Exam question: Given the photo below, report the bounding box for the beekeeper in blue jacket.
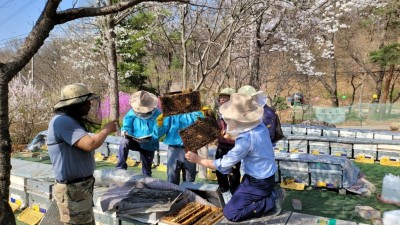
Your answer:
[116,90,161,177]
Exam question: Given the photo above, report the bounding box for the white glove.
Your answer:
[121,130,128,137]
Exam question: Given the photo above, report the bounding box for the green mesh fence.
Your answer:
[289,103,400,127]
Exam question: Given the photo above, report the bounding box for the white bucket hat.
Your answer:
[238,85,268,106]
[219,93,263,134]
[130,90,158,113]
[54,83,99,109]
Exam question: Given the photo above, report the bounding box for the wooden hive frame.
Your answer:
[161,91,201,117]
[179,117,220,154]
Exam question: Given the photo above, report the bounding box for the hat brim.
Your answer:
[54,94,99,109]
[130,93,158,113]
[219,99,263,133]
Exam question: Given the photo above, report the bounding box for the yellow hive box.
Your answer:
[94,152,105,161]
[207,168,218,181]
[9,201,20,212]
[281,180,305,191]
[17,207,45,225]
[380,158,400,167]
[157,163,167,172]
[106,154,119,164]
[126,157,137,167]
[355,155,374,164]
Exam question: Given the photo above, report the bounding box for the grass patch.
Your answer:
[12,154,400,224]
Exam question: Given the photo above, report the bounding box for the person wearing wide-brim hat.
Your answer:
[185,93,285,222]
[238,85,281,143]
[47,83,117,224]
[116,90,162,177]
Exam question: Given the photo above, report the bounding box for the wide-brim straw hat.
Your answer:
[130,90,158,113]
[54,83,99,109]
[219,93,263,134]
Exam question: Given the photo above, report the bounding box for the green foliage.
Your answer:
[369,43,400,67]
[273,96,290,110]
[117,9,156,91]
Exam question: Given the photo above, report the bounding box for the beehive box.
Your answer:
[322,128,339,137]
[309,141,330,155]
[374,132,393,140]
[274,139,288,153]
[353,144,377,161]
[161,91,201,116]
[310,169,343,189]
[281,125,292,136]
[289,140,308,154]
[356,131,374,139]
[307,127,322,136]
[26,179,53,199]
[339,130,356,138]
[377,144,400,161]
[292,126,307,136]
[279,161,308,172]
[9,185,28,209]
[27,191,52,213]
[330,143,352,158]
[159,202,223,225]
[280,169,310,186]
[179,117,220,153]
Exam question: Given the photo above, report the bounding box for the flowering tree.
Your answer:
[9,75,52,143]
[99,91,131,119]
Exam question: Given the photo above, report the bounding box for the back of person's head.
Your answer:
[237,85,257,96]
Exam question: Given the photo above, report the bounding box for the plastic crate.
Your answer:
[309,141,330,155]
[330,143,352,158]
[310,169,343,189]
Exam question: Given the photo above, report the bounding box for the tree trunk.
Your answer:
[378,64,395,119]
[249,15,262,87]
[105,13,119,121]
[180,5,188,90]
[0,82,16,225]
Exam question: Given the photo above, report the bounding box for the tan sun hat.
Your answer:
[130,90,158,113]
[219,93,263,134]
[238,85,268,106]
[54,83,99,109]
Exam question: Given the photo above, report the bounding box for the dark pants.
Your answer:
[167,146,196,185]
[116,138,155,177]
[224,174,275,222]
[215,144,241,193]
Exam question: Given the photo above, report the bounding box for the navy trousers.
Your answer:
[223,174,276,222]
[116,138,155,177]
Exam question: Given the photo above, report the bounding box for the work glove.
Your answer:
[156,114,164,126]
[201,106,215,118]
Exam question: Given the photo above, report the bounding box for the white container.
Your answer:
[383,210,400,225]
[381,174,400,203]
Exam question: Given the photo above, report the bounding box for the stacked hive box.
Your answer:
[161,91,201,117]
[309,162,343,189]
[353,144,377,162]
[26,179,53,213]
[289,140,308,154]
[309,141,330,155]
[330,143,352,158]
[9,175,28,209]
[279,161,309,187]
